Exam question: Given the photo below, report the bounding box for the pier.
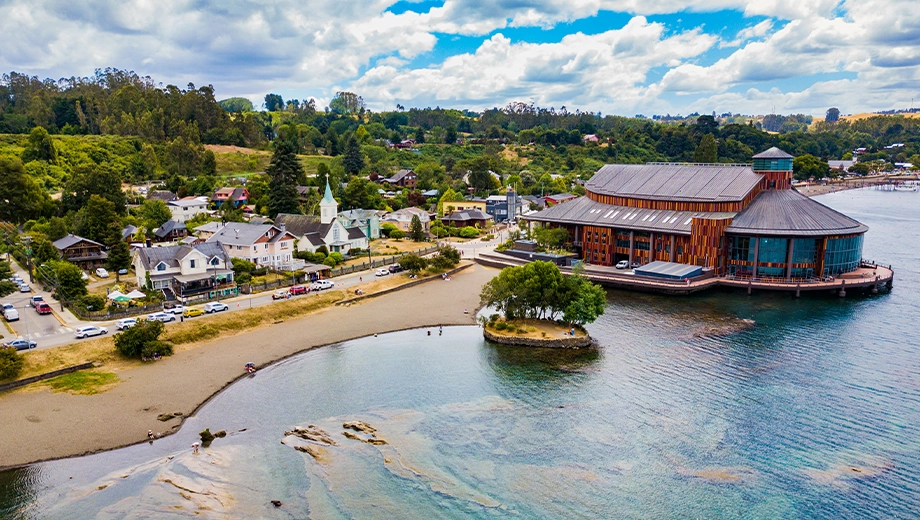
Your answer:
[476,251,893,297]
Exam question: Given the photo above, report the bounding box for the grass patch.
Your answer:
[44,370,120,395]
[18,336,124,381]
[299,155,336,176]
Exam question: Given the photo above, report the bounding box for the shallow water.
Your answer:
[2,188,920,519]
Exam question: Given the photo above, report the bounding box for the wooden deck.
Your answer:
[476,252,894,297]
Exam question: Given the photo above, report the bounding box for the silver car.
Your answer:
[75,326,108,339]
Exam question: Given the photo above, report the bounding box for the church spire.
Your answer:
[320,174,337,224]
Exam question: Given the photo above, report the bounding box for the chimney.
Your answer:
[279,223,286,234]
[234,229,240,239]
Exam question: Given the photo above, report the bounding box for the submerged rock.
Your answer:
[343,421,377,434]
[285,425,337,446]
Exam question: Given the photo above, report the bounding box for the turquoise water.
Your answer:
[2,189,920,519]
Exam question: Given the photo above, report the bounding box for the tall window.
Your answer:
[824,235,863,275]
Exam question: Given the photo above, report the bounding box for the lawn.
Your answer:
[43,370,120,395]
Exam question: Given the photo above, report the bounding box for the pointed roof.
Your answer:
[752,147,793,159]
[322,178,336,205]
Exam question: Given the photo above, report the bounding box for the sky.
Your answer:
[1,0,919,117]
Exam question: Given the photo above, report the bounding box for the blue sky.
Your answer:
[0,0,916,117]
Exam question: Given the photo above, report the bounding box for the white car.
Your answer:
[615,260,629,269]
[164,305,186,315]
[203,302,228,313]
[147,312,176,323]
[75,326,108,339]
[95,268,110,278]
[374,268,389,277]
[310,280,335,290]
[115,318,137,330]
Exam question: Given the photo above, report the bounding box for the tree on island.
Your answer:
[480,261,606,326]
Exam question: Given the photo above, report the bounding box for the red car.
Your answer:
[289,285,309,295]
[35,302,52,315]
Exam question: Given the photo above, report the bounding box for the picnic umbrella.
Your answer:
[112,295,131,303]
[125,290,146,299]
[106,291,126,300]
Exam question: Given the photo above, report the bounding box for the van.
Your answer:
[3,308,19,322]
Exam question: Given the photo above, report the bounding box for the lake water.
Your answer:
[2,188,920,519]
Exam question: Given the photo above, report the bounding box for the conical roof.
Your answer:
[752,147,793,159]
[322,178,336,204]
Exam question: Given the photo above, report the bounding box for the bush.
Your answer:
[329,252,344,264]
[494,321,508,331]
[141,340,173,358]
[390,229,405,240]
[380,223,398,237]
[323,257,337,267]
[114,320,169,359]
[0,280,17,297]
[399,253,428,273]
[458,226,480,238]
[236,272,252,284]
[78,294,107,312]
[0,347,24,381]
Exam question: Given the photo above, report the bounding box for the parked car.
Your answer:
[289,285,308,295]
[75,326,108,339]
[203,302,229,313]
[95,268,109,278]
[35,303,52,315]
[615,260,629,269]
[30,295,44,307]
[310,280,335,291]
[388,264,404,273]
[116,318,137,330]
[164,305,186,315]
[630,262,641,269]
[3,338,36,350]
[375,268,389,277]
[272,289,289,300]
[1,303,13,311]
[183,307,205,318]
[117,268,129,275]
[19,283,30,293]
[147,312,176,323]
[3,307,19,322]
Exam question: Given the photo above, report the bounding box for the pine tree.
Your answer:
[266,140,304,218]
[693,133,718,163]
[409,214,425,242]
[107,241,132,281]
[343,134,365,174]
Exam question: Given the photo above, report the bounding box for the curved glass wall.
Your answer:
[823,235,863,276]
[791,238,818,278]
[756,237,788,277]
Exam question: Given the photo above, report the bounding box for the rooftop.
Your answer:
[585,163,762,202]
[726,189,868,237]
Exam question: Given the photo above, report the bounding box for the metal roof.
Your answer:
[53,234,103,250]
[634,261,703,279]
[726,189,868,237]
[752,147,793,159]
[585,164,762,202]
[524,196,734,235]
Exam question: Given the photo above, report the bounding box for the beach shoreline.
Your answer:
[0,264,497,470]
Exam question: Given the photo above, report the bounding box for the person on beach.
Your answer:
[192,442,200,454]
[147,430,154,440]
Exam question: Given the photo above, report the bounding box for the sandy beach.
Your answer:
[0,264,496,469]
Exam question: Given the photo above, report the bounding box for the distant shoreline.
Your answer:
[796,175,918,197]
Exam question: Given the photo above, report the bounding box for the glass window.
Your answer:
[729,236,753,262]
[190,259,196,269]
[792,238,818,264]
[757,237,787,277]
[823,235,863,276]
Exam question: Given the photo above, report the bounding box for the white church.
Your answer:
[273,179,369,254]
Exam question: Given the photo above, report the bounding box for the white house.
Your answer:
[205,222,297,269]
[273,181,368,254]
[167,196,210,223]
[133,242,237,302]
[381,207,431,233]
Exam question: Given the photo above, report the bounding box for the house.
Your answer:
[147,190,178,203]
[522,195,546,211]
[211,187,249,207]
[296,185,317,204]
[167,196,210,223]
[338,209,382,240]
[192,221,225,241]
[121,225,138,242]
[583,134,600,143]
[153,220,189,242]
[444,198,487,214]
[421,189,440,198]
[544,193,578,206]
[484,190,523,222]
[206,223,297,269]
[381,207,431,233]
[381,169,418,188]
[442,209,493,228]
[133,242,237,302]
[273,181,368,254]
[828,160,857,172]
[52,234,107,270]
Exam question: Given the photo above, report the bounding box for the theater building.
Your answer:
[524,148,869,281]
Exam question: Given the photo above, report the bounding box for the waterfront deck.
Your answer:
[476,252,894,297]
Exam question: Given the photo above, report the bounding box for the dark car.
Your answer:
[35,302,52,315]
[4,338,37,350]
[388,264,404,273]
[289,285,308,295]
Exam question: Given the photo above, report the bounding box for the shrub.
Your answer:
[390,229,405,240]
[329,252,344,264]
[494,321,507,331]
[78,294,107,312]
[323,257,337,267]
[380,223,398,237]
[399,253,428,273]
[0,280,17,298]
[0,347,23,381]
[114,320,169,359]
[236,272,252,284]
[141,340,173,358]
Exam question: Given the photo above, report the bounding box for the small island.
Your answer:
[479,261,606,348]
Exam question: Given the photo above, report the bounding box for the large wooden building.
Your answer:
[524,148,868,281]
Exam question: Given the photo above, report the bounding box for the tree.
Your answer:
[0,157,54,223]
[444,125,458,144]
[266,140,304,218]
[49,260,87,301]
[390,229,405,240]
[398,253,428,273]
[75,195,121,245]
[380,223,398,237]
[329,92,365,115]
[219,97,254,112]
[343,176,380,210]
[21,126,57,163]
[114,320,172,359]
[562,275,607,326]
[107,241,132,281]
[825,107,840,123]
[264,93,284,111]
[0,347,23,381]
[409,214,425,242]
[693,133,718,163]
[63,163,126,214]
[140,199,172,230]
[532,227,569,250]
[437,187,466,216]
[343,134,366,174]
[430,245,460,269]
[792,154,829,181]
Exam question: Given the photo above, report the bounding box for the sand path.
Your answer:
[0,264,495,469]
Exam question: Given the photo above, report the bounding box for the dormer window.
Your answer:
[155,262,168,272]
[210,257,220,266]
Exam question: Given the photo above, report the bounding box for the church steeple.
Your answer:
[320,174,337,224]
